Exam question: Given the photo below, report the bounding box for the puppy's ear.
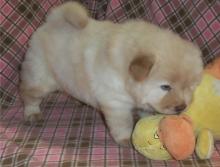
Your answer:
[129,55,154,81]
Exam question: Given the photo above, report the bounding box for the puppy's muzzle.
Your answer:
[174,103,186,114]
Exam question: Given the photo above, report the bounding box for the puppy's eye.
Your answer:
[160,85,171,91]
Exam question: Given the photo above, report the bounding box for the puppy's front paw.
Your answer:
[111,128,133,147]
[102,106,134,147]
[117,138,132,147]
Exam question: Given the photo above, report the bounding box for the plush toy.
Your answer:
[185,57,220,159]
[132,114,195,160]
[132,115,171,160]
[132,57,220,160]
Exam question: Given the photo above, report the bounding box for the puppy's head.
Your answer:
[113,22,204,114]
[129,51,202,114]
[109,21,203,114]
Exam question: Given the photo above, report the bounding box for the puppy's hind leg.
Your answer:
[20,85,48,124]
[20,49,58,124]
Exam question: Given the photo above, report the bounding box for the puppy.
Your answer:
[20,2,203,145]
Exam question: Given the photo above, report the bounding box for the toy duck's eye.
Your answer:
[154,132,159,139]
[160,145,165,150]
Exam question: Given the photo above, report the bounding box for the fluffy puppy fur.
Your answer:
[20,2,203,145]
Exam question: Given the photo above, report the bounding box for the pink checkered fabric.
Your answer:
[1,94,220,167]
[1,0,220,166]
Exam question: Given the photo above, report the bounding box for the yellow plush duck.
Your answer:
[132,57,220,160]
[186,57,220,159]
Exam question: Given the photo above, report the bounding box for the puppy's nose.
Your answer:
[175,104,186,113]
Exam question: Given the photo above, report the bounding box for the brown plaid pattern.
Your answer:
[1,0,220,166]
[1,93,220,167]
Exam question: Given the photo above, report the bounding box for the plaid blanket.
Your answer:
[1,0,220,166]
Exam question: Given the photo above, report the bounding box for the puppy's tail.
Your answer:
[47,2,89,29]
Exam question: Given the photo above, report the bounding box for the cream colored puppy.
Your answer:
[20,2,203,145]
